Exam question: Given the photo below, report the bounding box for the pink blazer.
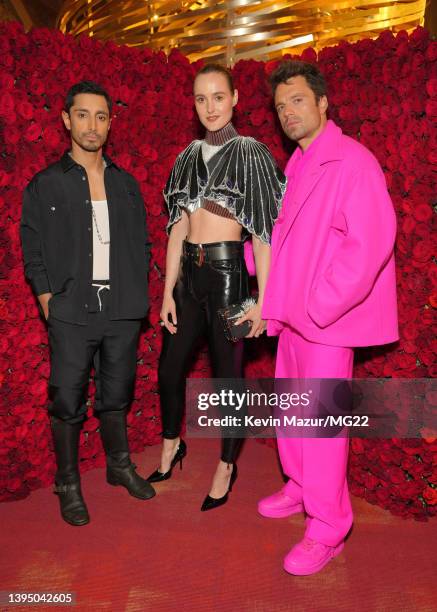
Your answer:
[262,120,399,347]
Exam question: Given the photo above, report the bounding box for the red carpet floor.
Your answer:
[0,438,436,612]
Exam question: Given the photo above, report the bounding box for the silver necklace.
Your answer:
[91,204,110,245]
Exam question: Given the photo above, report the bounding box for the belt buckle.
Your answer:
[195,245,205,267]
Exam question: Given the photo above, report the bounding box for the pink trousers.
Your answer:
[276,326,354,546]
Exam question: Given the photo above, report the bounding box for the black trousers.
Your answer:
[48,286,141,425]
[158,241,249,464]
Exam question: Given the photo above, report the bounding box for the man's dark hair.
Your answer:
[269,60,327,101]
[195,63,235,93]
[64,80,113,114]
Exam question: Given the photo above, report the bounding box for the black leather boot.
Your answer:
[99,410,155,500]
[50,416,90,526]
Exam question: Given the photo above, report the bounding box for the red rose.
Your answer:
[42,126,61,149]
[425,100,437,117]
[419,349,435,367]
[412,241,434,262]
[0,91,14,117]
[24,122,42,142]
[133,167,148,182]
[426,78,437,97]
[423,486,437,505]
[413,204,433,223]
[17,101,34,121]
[426,41,437,62]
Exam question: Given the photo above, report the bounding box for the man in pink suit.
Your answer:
[258,61,399,575]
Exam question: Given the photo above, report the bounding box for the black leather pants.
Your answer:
[159,241,249,464]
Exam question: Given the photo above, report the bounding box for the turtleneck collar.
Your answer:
[205,121,238,146]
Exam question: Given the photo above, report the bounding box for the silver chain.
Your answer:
[91,204,110,245]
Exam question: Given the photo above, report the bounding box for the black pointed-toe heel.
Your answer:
[147,439,187,483]
[200,464,238,512]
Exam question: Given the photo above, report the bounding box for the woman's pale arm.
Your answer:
[237,237,271,338]
[160,211,189,334]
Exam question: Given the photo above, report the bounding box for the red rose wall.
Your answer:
[0,22,435,519]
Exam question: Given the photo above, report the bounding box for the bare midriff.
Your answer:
[187,208,242,244]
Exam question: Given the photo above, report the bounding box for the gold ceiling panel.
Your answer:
[57,0,427,64]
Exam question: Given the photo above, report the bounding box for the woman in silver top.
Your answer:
[147,64,286,511]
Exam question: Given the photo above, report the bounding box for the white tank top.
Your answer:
[91,199,110,280]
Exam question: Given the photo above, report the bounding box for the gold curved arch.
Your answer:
[57,0,427,64]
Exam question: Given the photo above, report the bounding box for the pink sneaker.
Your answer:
[258,489,304,518]
[283,537,344,576]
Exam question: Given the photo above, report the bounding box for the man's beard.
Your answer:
[284,123,305,142]
[80,141,101,152]
[73,133,104,152]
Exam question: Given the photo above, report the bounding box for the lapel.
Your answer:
[276,120,344,253]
